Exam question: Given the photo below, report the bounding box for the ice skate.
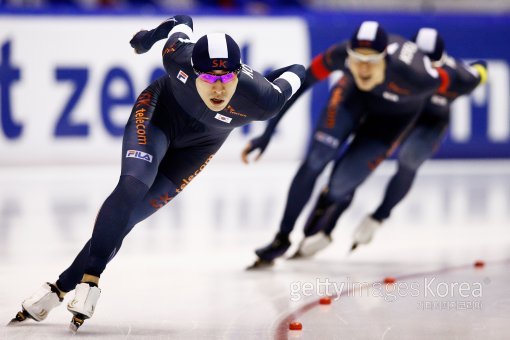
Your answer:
[67,282,101,333]
[350,216,382,252]
[247,232,290,270]
[290,231,332,259]
[7,282,63,326]
[246,258,274,270]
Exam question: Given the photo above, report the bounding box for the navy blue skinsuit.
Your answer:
[305,58,481,236]
[56,16,304,291]
[315,57,485,234]
[257,36,449,238]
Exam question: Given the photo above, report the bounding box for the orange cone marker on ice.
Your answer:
[289,321,303,331]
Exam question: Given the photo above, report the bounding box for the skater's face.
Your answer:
[196,70,239,112]
[348,47,386,91]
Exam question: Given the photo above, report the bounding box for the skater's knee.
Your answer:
[397,151,424,172]
[397,144,429,171]
[111,175,149,205]
[301,153,330,174]
[326,187,353,206]
[328,166,362,199]
[117,175,149,191]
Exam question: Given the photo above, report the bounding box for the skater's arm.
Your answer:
[241,42,349,164]
[129,15,193,54]
[240,45,348,164]
[455,59,488,95]
[240,73,312,164]
[250,43,349,140]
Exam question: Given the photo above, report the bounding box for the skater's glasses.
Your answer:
[194,69,241,84]
[347,48,386,64]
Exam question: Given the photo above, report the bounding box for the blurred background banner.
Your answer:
[0,11,508,165]
[0,16,310,165]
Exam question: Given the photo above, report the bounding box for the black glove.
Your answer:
[129,16,189,54]
[241,132,272,164]
[130,30,152,54]
[469,60,488,84]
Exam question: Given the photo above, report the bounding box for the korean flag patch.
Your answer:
[214,113,232,124]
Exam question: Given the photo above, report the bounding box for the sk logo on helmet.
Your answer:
[358,40,372,48]
[212,60,227,68]
[126,150,153,163]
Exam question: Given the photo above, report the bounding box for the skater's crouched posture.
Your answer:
[10,14,304,332]
[295,28,488,256]
[243,21,451,269]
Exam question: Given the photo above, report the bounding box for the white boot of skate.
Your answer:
[67,282,101,332]
[67,282,101,318]
[352,216,382,249]
[293,232,332,258]
[19,283,63,322]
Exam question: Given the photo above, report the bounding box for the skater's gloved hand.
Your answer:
[130,16,188,54]
[469,60,488,84]
[130,30,151,54]
[241,133,272,164]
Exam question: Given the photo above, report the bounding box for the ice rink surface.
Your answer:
[1,161,509,339]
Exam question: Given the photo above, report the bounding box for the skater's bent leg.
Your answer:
[279,141,338,235]
[56,176,151,292]
[84,175,149,278]
[279,79,360,236]
[121,143,223,236]
[328,137,390,205]
[321,190,355,235]
[55,172,177,293]
[302,189,354,236]
[373,122,446,221]
[56,240,93,292]
[302,190,334,236]
[123,173,180,236]
[372,165,416,221]
[80,87,169,280]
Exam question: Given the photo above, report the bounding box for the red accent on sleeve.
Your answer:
[310,54,331,81]
[437,67,450,94]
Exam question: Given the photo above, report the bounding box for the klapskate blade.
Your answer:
[347,243,358,256]
[69,316,84,334]
[288,251,303,260]
[6,311,29,326]
[6,319,23,326]
[246,259,273,270]
[69,322,79,334]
